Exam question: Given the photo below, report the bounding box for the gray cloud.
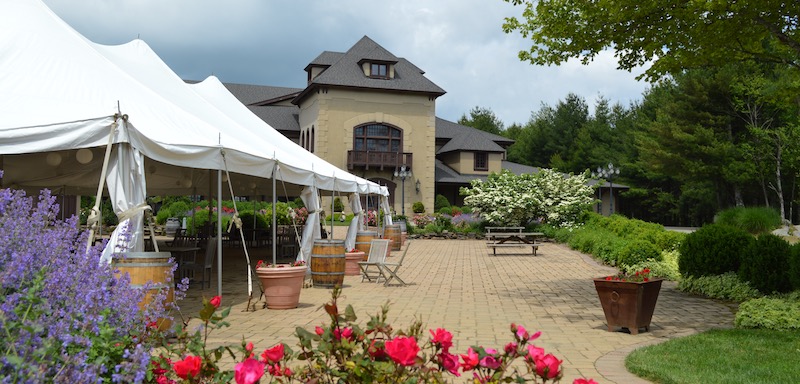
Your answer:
[43,0,649,125]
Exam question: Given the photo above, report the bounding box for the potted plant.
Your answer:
[255,260,307,309]
[344,248,365,276]
[593,268,662,335]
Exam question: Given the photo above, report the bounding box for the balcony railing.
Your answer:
[347,151,413,171]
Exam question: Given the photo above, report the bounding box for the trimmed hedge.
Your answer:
[739,234,792,294]
[791,243,800,291]
[678,223,753,278]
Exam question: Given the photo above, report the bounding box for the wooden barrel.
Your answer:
[385,224,402,251]
[355,231,378,260]
[113,252,175,331]
[310,239,346,287]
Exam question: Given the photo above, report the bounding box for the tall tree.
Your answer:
[458,106,505,135]
[502,0,800,81]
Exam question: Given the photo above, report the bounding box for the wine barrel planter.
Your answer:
[113,251,175,331]
[355,231,378,260]
[310,239,346,287]
[385,224,402,251]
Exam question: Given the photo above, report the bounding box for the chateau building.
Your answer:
[222,36,618,215]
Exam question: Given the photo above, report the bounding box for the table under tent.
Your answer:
[0,0,392,306]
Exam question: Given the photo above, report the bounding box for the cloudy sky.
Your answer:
[43,0,650,126]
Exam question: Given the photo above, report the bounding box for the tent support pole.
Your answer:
[272,164,277,266]
[217,169,223,297]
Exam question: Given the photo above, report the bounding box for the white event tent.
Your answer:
[0,0,388,296]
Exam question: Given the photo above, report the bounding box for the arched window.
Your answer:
[310,126,315,153]
[353,123,402,153]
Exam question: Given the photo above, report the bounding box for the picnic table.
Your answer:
[485,227,544,256]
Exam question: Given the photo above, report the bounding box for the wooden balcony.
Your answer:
[347,151,413,171]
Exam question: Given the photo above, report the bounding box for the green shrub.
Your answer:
[423,223,443,234]
[439,207,452,216]
[616,239,662,268]
[739,234,792,294]
[156,208,170,225]
[450,206,463,216]
[622,250,681,281]
[168,201,191,218]
[433,214,453,230]
[678,223,753,278]
[677,272,762,302]
[715,206,782,235]
[412,201,425,214]
[434,194,451,212]
[790,243,800,291]
[333,197,344,212]
[238,211,269,230]
[461,206,473,214]
[735,297,800,330]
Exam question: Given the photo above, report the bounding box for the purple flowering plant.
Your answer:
[0,172,185,383]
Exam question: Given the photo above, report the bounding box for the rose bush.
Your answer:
[153,287,598,383]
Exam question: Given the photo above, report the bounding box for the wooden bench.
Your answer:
[486,242,543,256]
[485,227,544,256]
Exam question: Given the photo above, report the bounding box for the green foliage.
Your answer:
[739,234,792,294]
[735,297,800,330]
[625,329,800,384]
[238,211,269,230]
[438,206,452,216]
[677,272,762,302]
[715,206,782,235]
[791,243,800,290]
[434,194,451,212]
[622,250,681,281]
[616,239,662,268]
[502,0,800,81]
[566,228,626,266]
[411,201,425,214]
[333,197,345,212]
[461,168,594,226]
[678,224,753,278]
[461,205,473,214]
[457,106,504,135]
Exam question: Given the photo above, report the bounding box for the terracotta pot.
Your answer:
[593,278,663,335]
[344,251,365,276]
[256,265,306,309]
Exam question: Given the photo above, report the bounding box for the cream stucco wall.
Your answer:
[440,152,504,175]
[297,88,436,216]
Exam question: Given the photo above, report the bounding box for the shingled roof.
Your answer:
[435,117,514,154]
[223,83,302,106]
[293,36,446,104]
[247,105,299,133]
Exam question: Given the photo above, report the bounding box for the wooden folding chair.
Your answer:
[358,239,390,283]
[382,240,410,286]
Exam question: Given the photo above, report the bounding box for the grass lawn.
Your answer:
[626,328,800,383]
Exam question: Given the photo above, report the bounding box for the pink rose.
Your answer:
[515,324,529,340]
[261,343,284,364]
[172,355,202,380]
[460,347,479,371]
[429,328,454,352]
[209,295,221,308]
[384,336,420,366]
[315,326,325,336]
[573,379,599,384]
[535,353,563,379]
[526,345,545,362]
[480,355,501,369]
[504,342,518,356]
[333,327,354,341]
[234,358,264,384]
[438,352,461,376]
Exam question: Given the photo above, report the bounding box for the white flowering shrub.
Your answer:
[461,169,595,227]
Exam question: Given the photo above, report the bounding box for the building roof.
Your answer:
[222,82,302,106]
[247,105,299,133]
[293,36,446,104]
[435,117,514,154]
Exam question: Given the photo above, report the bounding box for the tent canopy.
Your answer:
[0,0,387,198]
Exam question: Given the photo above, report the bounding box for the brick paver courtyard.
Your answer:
[179,230,735,383]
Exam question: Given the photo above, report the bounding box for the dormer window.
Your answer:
[370,63,389,79]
